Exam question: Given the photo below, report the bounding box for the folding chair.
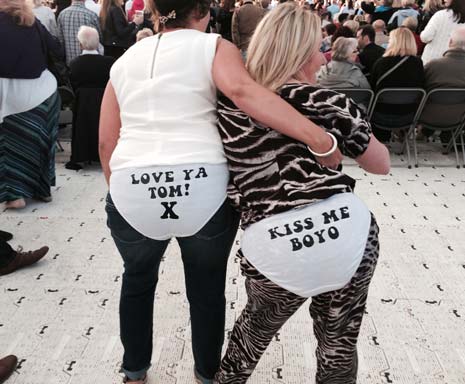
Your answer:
[414,88,465,168]
[368,88,426,168]
[56,86,75,152]
[333,88,374,113]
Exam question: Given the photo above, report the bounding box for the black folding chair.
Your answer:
[333,88,374,113]
[368,88,426,168]
[414,88,465,168]
[56,86,75,152]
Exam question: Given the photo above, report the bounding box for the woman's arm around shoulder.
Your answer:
[212,37,343,169]
[356,135,390,174]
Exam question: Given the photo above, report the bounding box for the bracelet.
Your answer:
[307,132,338,157]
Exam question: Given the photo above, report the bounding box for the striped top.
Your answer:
[217,83,372,228]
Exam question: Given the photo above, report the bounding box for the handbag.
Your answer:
[375,56,409,88]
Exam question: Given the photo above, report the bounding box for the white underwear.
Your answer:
[241,193,371,297]
[110,163,228,240]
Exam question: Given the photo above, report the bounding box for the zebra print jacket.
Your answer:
[217,83,372,229]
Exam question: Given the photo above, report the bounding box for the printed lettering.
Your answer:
[304,217,314,230]
[302,234,314,247]
[131,174,140,184]
[290,238,303,251]
[328,226,339,239]
[165,171,174,182]
[195,167,208,179]
[322,210,339,224]
[183,169,194,180]
[283,223,293,236]
[314,229,326,243]
[140,173,150,184]
[339,206,350,219]
[160,202,179,219]
[268,227,286,240]
[293,220,303,233]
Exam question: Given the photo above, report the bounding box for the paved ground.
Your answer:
[1,141,465,384]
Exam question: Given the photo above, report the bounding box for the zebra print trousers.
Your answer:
[215,215,380,384]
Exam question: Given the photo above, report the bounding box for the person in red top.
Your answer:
[402,16,425,55]
[127,0,144,21]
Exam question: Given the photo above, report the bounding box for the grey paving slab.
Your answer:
[1,142,465,383]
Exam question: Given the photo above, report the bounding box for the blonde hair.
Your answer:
[343,19,359,34]
[401,0,414,7]
[332,37,358,61]
[384,27,417,56]
[246,2,322,92]
[0,0,36,26]
[424,0,443,13]
[402,16,418,31]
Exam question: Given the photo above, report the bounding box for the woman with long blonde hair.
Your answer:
[214,2,389,383]
[0,0,62,209]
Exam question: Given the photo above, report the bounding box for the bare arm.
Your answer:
[212,38,342,168]
[99,81,121,185]
[355,134,390,174]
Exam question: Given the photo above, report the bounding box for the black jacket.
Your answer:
[359,43,385,76]
[103,5,138,48]
[371,55,425,114]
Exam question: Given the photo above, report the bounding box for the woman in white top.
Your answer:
[31,0,59,37]
[420,0,465,64]
[99,0,342,383]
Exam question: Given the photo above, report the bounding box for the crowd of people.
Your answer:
[0,0,464,383]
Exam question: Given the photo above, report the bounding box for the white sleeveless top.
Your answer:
[109,29,225,171]
[108,30,229,239]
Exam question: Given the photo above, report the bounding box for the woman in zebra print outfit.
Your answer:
[215,3,390,383]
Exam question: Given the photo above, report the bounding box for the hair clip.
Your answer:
[159,10,177,24]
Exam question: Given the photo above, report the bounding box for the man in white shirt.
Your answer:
[85,0,101,15]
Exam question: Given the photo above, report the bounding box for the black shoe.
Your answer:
[0,246,49,276]
[65,161,83,170]
[0,230,13,242]
[0,355,17,383]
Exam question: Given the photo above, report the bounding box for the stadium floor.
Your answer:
[1,140,465,384]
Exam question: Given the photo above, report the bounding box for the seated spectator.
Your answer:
[320,11,332,27]
[370,27,425,141]
[326,0,340,17]
[340,0,356,15]
[136,27,153,41]
[232,0,265,59]
[421,25,465,142]
[373,19,390,47]
[361,0,397,24]
[318,37,370,89]
[32,0,59,37]
[337,12,350,26]
[343,19,359,34]
[357,24,386,77]
[321,23,337,52]
[402,16,425,55]
[66,26,114,170]
[324,25,354,62]
[388,0,419,30]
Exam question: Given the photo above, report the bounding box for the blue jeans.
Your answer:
[105,194,240,380]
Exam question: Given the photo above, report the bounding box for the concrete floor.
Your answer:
[1,141,465,384]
